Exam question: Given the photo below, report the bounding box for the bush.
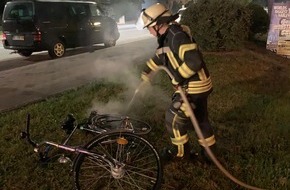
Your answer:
[181,0,251,51]
[246,2,270,39]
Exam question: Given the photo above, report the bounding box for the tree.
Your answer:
[252,0,267,7]
[182,0,251,51]
[158,0,183,13]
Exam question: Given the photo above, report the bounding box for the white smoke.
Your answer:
[87,50,171,116]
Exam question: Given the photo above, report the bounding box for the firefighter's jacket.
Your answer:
[141,24,212,95]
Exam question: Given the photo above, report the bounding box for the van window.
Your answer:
[89,4,99,17]
[37,2,65,22]
[3,2,34,20]
[69,3,89,18]
[36,2,66,25]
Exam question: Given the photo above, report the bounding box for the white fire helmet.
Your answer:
[136,3,172,30]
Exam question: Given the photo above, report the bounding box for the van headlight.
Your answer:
[93,22,101,26]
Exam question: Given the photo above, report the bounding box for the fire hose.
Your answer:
[128,66,265,190]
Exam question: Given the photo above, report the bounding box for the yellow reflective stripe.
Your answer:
[187,83,212,94]
[172,115,188,157]
[188,77,212,87]
[172,122,184,157]
[172,115,179,135]
[146,59,158,71]
[179,43,197,61]
[178,62,195,78]
[167,52,179,69]
[198,135,216,147]
[180,103,190,117]
[177,145,183,157]
[187,75,212,94]
[156,47,171,55]
[198,68,207,80]
[171,134,189,145]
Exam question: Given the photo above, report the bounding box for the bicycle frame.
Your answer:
[21,113,116,166]
[21,112,162,190]
[21,111,152,164]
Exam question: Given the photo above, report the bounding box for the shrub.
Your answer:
[181,0,251,51]
[246,2,270,39]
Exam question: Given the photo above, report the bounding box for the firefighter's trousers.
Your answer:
[165,92,216,157]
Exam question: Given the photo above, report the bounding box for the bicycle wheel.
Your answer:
[73,131,162,190]
[89,114,152,135]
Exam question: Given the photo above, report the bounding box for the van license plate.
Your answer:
[12,35,24,41]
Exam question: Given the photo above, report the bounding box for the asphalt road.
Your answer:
[0,25,157,113]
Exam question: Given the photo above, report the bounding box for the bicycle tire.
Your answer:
[73,131,162,190]
[89,114,152,135]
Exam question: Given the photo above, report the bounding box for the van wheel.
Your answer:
[104,39,116,47]
[48,41,66,58]
[104,27,118,47]
[18,50,33,57]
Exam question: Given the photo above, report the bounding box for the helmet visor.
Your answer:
[136,11,145,30]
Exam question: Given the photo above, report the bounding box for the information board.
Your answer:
[266,2,290,57]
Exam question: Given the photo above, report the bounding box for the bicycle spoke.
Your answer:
[123,174,155,189]
[95,140,117,161]
[126,166,158,177]
[74,132,162,190]
[78,171,111,189]
[117,176,147,190]
[81,157,111,173]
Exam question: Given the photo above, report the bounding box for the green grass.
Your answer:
[0,42,289,190]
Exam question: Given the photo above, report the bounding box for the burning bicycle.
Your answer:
[21,111,162,190]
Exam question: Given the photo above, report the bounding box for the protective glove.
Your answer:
[141,73,151,83]
[141,71,157,84]
[171,78,180,91]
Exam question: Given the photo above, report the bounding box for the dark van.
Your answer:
[1,0,120,58]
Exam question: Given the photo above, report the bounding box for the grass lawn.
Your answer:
[0,42,289,190]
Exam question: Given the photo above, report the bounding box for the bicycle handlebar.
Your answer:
[20,113,37,148]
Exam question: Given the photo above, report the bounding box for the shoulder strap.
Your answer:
[180,25,193,42]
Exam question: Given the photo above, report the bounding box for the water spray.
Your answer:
[128,66,265,190]
[126,80,147,113]
[126,71,157,114]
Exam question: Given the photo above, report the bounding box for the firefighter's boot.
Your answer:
[160,142,191,164]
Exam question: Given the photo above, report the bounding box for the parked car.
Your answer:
[1,0,120,58]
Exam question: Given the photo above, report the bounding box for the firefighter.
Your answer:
[139,3,216,162]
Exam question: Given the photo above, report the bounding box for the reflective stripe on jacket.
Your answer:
[141,24,212,94]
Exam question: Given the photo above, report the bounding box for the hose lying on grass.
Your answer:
[128,66,266,190]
